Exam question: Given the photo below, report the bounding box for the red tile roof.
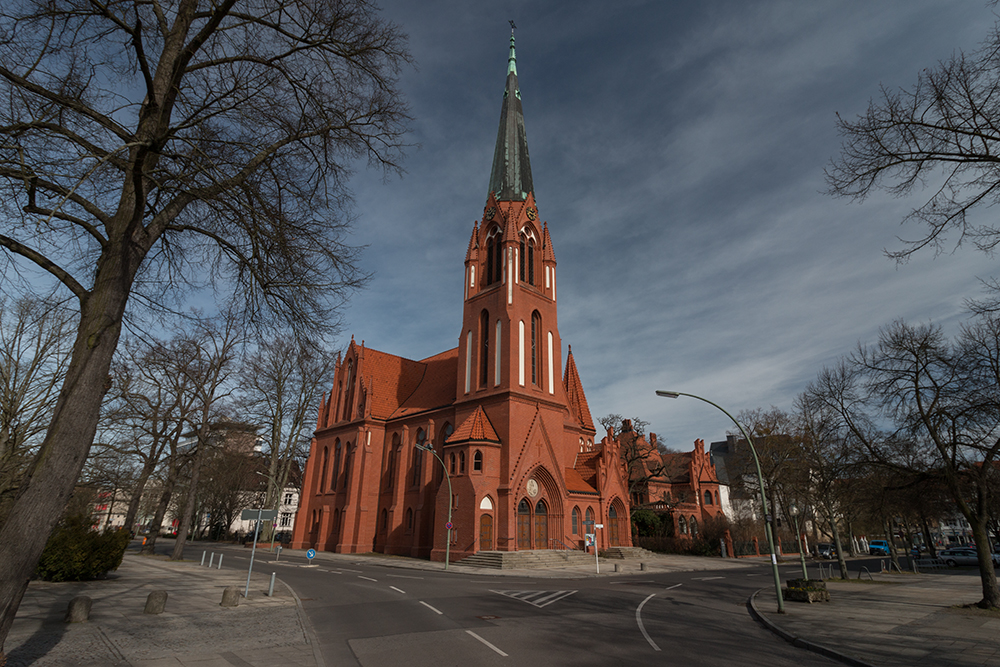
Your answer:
[447,406,500,443]
[564,467,598,495]
[563,348,594,431]
[354,346,457,421]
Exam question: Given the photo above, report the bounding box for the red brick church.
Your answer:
[291,33,632,561]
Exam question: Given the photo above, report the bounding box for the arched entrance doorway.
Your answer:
[609,505,620,546]
[534,500,548,548]
[517,499,531,548]
[480,514,493,551]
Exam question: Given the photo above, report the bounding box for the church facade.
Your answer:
[291,34,632,561]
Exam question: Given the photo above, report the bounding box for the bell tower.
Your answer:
[457,29,563,407]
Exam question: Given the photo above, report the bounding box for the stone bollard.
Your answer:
[64,596,92,623]
[220,586,240,608]
[144,590,168,615]
[614,563,620,572]
[640,562,647,571]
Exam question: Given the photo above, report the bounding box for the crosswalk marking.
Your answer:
[491,590,577,608]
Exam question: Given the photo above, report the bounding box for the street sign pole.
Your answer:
[242,508,278,598]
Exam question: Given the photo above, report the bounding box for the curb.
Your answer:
[280,577,326,667]
[747,589,876,667]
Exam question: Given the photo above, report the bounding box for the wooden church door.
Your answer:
[534,500,548,549]
[517,499,531,548]
[480,514,493,551]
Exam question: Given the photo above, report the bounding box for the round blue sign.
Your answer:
[306,549,316,559]
[445,522,453,530]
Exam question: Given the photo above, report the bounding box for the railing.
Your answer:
[549,537,582,551]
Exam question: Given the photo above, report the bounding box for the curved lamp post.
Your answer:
[655,390,785,613]
[789,501,808,580]
[416,443,452,570]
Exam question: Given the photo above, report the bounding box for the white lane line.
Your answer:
[692,576,724,581]
[664,583,682,591]
[609,581,656,585]
[389,586,406,594]
[340,568,363,573]
[419,600,443,615]
[635,593,661,652]
[358,575,377,582]
[466,630,508,657]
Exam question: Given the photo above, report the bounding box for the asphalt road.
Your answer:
[185,542,842,667]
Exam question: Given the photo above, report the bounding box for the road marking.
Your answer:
[419,601,442,615]
[390,586,406,594]
[387,574,424,580]
[691,576,724,581]
[466,630,508,657]
[490,590,577,608]
[340,568,363,573]
[664,583,682,591]
[358,575,377,582]
[609,580,656,585]
[636,593,661,652]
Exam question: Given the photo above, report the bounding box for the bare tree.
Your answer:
[0,0,410,654]
[599,415,666,499]
[809,318,1000,608]
[242,337,333,539]
[0,296,73,524]
[826,20,1000,272]
[169,315,241,561]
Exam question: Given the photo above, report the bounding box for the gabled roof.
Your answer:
[564,467,599,495]
[487,32,533,202]
[349,346,457,421]
[447,405,501,443]
[563,347,594,431]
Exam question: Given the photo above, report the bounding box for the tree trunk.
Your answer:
[171,442,205,561]
[884,519,902,572]
[123,459,158,536]
[141,461,181,555]
[827,504,849,580]
[0,278,130,662]
[970,516,1000,608]
[920,514,937,558]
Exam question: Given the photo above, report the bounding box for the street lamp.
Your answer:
[655,390,785,613]
[789,501,808,580]
[416,442,453,570]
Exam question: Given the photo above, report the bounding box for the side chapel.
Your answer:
[291,33,632,561]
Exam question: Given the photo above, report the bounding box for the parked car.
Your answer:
[939,547,1000,567]
[815,543,837,559]
[869,539,891,556]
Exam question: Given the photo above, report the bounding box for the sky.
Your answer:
[333,0,1000,449]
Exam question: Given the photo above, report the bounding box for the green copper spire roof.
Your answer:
[488,29,533,202]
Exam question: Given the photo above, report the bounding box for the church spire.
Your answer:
[487,26,534,202]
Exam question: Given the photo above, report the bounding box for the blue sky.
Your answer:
[336,1,998,448]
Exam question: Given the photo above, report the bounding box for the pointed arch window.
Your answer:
[572,507,580,534]
[343,359,355,421]
[332,440,342,491]
[519,228,537,285]
[459,451,466,474]
[473,450,483,472]
[413,429,425,486]
[320,447,329,494]
[485,226,503,285]
[531,311,542,386]
[690,516,698,536]
[480,310,489,388]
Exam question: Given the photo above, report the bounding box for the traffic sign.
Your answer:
[241,508,277,521]
[306,549,316,560]
[445,521,453,530]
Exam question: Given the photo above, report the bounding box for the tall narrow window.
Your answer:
[450,453,456,475]
[413,429,425,485]
[473,450,483,471]
[486,238,495,284]
[320,447,329,493]
[527,240,535,285]
[531,312,541,386]
[459,451,466,474]
[495,238,503,282]
[572,507,580,534]
[519,237,525,281]
[465,331,472,393]
[343,360,355,421]
[494,319,502,386]
[332,441,342,491]
[480,310,489,388]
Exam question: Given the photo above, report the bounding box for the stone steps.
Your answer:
[455,549,594,570]
[600,546,658,560]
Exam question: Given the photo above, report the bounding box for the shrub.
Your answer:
[35,515,131,581]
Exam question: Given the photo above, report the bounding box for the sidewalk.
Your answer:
[750,570,1000,667]
[4,548,320,667]
[6,545,999,667]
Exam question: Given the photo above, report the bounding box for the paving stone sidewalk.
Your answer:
[4,549,321,667]
[751,571,1000,667]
